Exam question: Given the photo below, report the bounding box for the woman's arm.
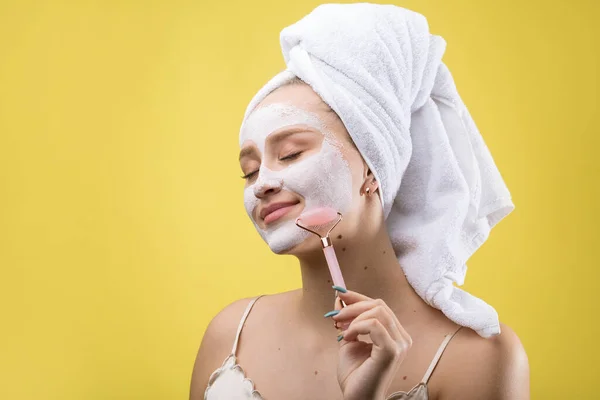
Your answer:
[189,298,253,400]
[438,323,530,400]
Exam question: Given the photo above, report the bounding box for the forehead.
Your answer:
[239,84,333,149]
[258,83,328,111]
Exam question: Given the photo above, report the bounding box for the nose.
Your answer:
[253,173,283,199]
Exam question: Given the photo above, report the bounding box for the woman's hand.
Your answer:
[329,287,412,400]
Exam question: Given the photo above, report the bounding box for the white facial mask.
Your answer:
[240,103,353,254]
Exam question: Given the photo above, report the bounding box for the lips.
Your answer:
[260,201,299,225]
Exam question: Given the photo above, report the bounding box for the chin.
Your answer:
[274,236,323,258]
[268,240,302,256]
[270,246,291,255]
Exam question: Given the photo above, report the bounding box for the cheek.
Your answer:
[244,185,259,218]
[348,154,367,197]
[281,140,353,212]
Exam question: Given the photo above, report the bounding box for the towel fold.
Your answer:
[241,3,514,338]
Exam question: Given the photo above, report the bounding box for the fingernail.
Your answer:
[332,285,347,293]
[337,334,344,342]
[324,310,340,318]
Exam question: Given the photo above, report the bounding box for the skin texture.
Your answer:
[190,82,530,400]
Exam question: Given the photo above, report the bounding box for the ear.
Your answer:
[360,166,380,196]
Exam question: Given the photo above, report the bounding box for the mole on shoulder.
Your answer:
[337,235,343,239]
[342,247,346,252]
[314,370,318,375]
[364,266,368,270]
[403,375,407,380]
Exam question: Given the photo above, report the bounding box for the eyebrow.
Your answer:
[238,145,257,161]
[267,126,319,145]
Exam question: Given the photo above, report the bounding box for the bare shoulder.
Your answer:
[435,323,530,400]
[189,296,257,400]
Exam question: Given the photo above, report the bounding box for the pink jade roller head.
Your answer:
[296,207,347,306]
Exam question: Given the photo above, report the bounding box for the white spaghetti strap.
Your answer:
[421,326,462,384]
[231,295,264,356]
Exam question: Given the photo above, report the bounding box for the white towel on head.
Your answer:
[241,3,514,338]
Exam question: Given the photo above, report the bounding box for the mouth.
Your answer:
[261,201,300,226]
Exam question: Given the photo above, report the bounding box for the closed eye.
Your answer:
[241,152,302,180]
[241,170,258,180]
[280,151,302,161]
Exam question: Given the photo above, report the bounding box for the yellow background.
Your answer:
[1,0,598,398]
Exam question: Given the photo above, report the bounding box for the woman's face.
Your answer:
[239,83,370,255]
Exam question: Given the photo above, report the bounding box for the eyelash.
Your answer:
[242,171,258,180]
[280,151,302,162]
[241,152,303,180]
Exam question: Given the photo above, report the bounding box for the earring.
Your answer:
[365,187,371,195]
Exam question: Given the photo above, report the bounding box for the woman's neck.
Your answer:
[291,225,431,340]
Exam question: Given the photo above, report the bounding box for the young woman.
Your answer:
[191,4,529,400]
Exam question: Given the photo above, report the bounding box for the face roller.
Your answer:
[296,207,348,307]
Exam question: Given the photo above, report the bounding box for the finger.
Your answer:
[335,289,373,305]
[337,304,403,341]
[333,294,344,311]
[333,299,387,321]
[341,318,398,359]
[332,287,348,308]
[333,298,406,337]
